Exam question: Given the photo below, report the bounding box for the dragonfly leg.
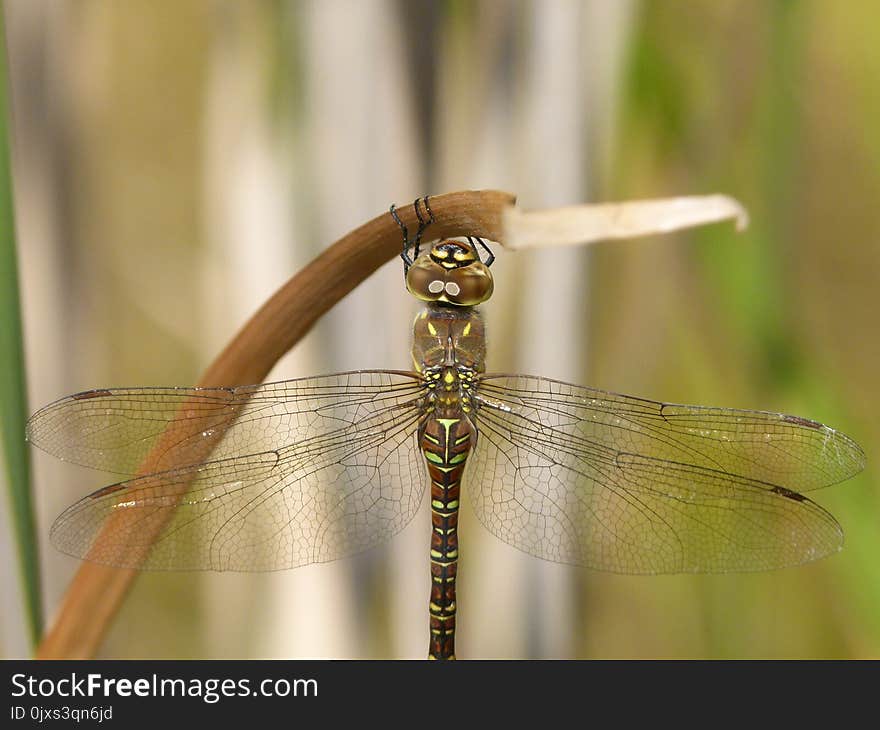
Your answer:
[412,195,434,261]
[390,203,412,272]
[469,236,495,267]
[392,195,435,275]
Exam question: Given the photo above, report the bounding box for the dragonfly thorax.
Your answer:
[412,305,486,375]
[423,365,479,412]
[406,239,494,306]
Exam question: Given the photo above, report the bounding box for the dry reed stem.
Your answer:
[36,188,746,658]
[504,194,748,250]
[36,189,516,659]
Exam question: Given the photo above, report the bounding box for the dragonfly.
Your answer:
[28,196,866,659]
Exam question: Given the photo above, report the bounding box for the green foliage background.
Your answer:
[3,0,876,658]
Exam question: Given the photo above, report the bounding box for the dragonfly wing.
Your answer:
[476,376,864,491]
[46,372,427,571]
[468,375,862,574]
[27,371,425,476]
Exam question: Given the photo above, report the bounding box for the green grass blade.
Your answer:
[0,9,43,650]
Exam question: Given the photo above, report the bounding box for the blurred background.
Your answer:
[1,0,877,659]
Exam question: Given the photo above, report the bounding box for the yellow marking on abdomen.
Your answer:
[429,602,456,613]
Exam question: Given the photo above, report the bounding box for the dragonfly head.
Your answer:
[406,238,494,307]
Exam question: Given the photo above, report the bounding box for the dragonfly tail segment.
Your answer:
[421,415,474,660]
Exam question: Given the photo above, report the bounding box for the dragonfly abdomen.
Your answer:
[420,413,474,660]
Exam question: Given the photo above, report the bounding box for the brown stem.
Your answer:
[35,188,517,659]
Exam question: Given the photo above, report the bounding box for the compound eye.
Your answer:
[406,250,495,305]
[406,256,445,301]
[444,262,494,306]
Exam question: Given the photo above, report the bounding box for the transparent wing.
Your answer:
[33,371,428,571]
[468,375,865,574]
[28,370,425,476]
